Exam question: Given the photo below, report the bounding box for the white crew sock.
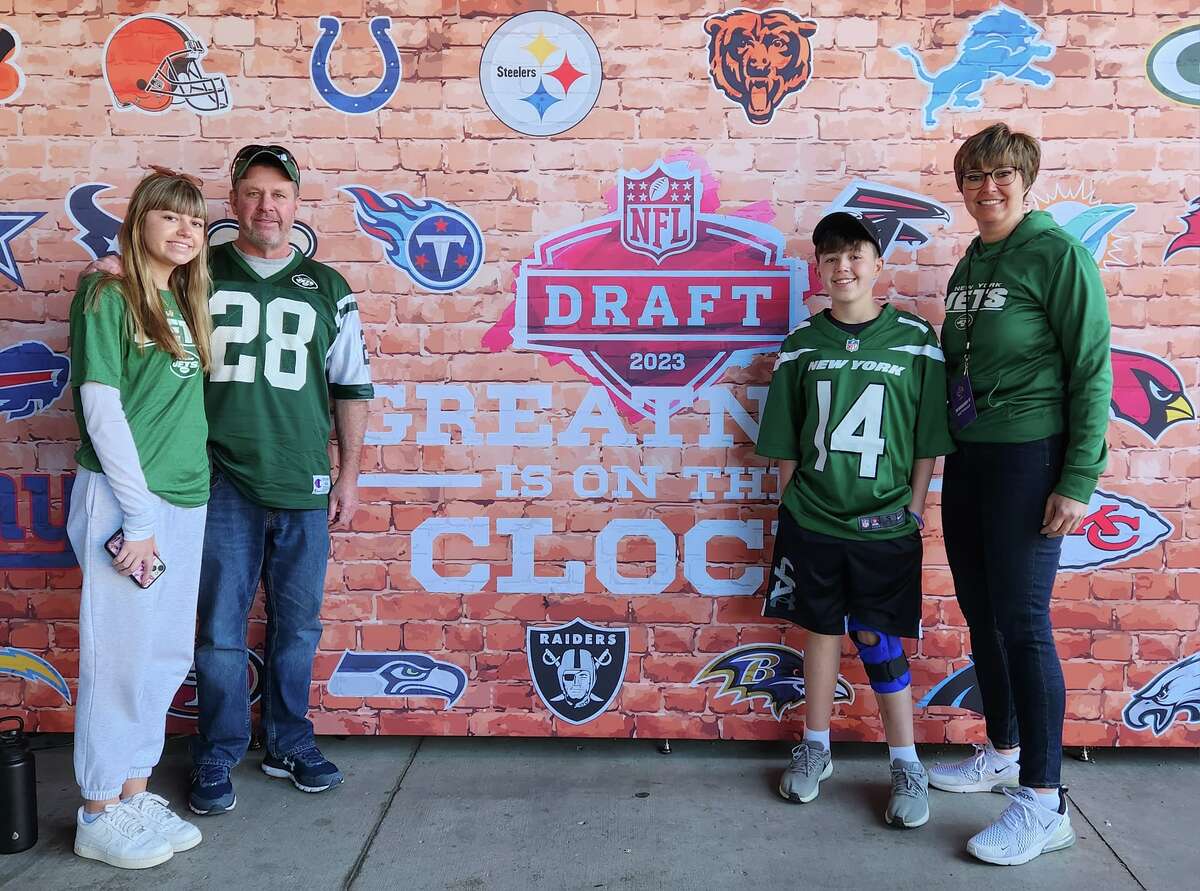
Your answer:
[804,727,831,750]
[889,744,919,765]
[1033,787,1061,812]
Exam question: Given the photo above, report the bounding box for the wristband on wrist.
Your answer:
[910,510,924,530]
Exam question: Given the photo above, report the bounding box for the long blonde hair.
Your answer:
[94,170,213,370]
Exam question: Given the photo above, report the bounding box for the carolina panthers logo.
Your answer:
[825,181,952,259]
[66,183,122,260]
[0,646,71,703]
[692,644,854,721]
[0,341,70,421]
[1123,653,1200,736]
[327,651,467,709]
[1164,196,1200,262]
[917,659,984,715]
[0,211,44,288]
[895,4,1055,129]
[310,16,401,114]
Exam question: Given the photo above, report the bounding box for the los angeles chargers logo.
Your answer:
[895,4,1055,129]
[0,211,45,288]
[0,646,71,703]
[1110,347,1195,442]
[692,644,854,721]
[66,183,122,260]
[825,181,951,259]
[918,659,984,715]
[310,17,402,114]
[1123,653,1200,736]
[327,651,467,708]
[342,185,484,293]
[0,341,70,421]
[0,26,27,105]
[1164,197,1200,262]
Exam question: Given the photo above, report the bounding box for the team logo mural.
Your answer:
[895,4,1055,129]
[103,14,231,115]
[704,8,818,126]
[0,341,70,421]
[207,218,319,259]
[0,647,71,704]
[167,649,263,721]
[487,151,815,419]
[1060,489,1172,572]
[1146,24,1200,108]
[310,16,402,114]
[1110,347,1195,442]
[527,619,628,725]
[327,651,467,708]
[1031,182,1135,268]
[479,11,602,137]
[1123,653,1200,737]
[66,183,122,260]
[0,473,75,568]
[692,644,854,721]
[824,181,951,259]
[0,211,44,288]
[0,26,27,104]
[918,660,984,715]
[1164,196,1200,262]
[342,186,483,293]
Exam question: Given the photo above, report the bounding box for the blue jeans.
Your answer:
[942,435,1066,788]
[191,469,329,768]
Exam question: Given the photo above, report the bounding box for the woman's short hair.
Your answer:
[953,123,1040,193]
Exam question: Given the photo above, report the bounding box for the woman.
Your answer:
[929,123,1112,866]
[67,168,213,869]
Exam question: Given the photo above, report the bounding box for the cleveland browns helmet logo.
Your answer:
[103,14,231,115]
[704,8,818,125]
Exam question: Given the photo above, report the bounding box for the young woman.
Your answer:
[67,168,213,869]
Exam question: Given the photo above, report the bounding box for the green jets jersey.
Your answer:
[756,306,955,540]
[207,243,374,509]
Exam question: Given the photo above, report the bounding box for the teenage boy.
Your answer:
[756,212,954,828]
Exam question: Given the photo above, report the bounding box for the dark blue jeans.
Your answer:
[942,435,1066,788]
[191,469,330,769]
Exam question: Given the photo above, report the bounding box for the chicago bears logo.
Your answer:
[103,14,231,115]
[0,26,27,104]
[0,341,70,421]
[310,16,402,114]
[527,619,628,725]
[918,659,984,715]
[895,4,1054,129]
[0,646,71,703]
[1110,347,1195,442]
[1164,196,1200,261]
[692,644,854,721]
[704,8,818,125]
[1060,489,1172,571]
[167,649,263,721]
[825,181,952,259]
[0,211,44,288]
[206,218,319,259]
[327,651,467,708]
[1123,653,1200,736]
[1146,24,1200,108]
[66,183,122,260]
[342,186,483,293]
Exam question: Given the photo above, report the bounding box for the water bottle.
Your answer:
[0,716,37,854]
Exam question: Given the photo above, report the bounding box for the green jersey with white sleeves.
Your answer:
[206,243,373,509]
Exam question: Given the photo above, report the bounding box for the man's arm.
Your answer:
[328,399,368,529]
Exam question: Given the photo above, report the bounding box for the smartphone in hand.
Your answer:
[104,529,165,589]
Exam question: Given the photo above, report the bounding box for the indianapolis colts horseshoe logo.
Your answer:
[310,16,402,114]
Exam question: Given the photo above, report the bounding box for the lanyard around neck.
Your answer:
[959,225,1018,371]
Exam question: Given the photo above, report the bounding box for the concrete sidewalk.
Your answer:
[0,736,1194,890]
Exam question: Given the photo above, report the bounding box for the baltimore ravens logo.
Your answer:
[0,646,71,703]
[310,16,402,114]
[692,644,854,721]
[1123,652,1200,736]
[1164,196,1200,262]
[327,651,467,708]
[917,659,984,715]
[168,649,263,721]
[0,341,70,421]
[1110,347,1195,441]
[826,181,951,259]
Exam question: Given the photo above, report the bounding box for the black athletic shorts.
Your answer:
[762,507,922,638]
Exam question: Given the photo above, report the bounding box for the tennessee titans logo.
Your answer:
[66,183,122,260]
[310,16,402,114]
[1165,197,1200,262]
[1123,652,1200,736]
[0,341,70,421]
[168,649,263,721]
[918,659,984,715]
[692,644,854,721]
[342,185,483,293]
[0,211,44,288]
[826,181,951,259]
[327,651,467,708]
[0,646,71,703]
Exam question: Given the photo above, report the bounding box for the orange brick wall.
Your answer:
[0,1,1197,747]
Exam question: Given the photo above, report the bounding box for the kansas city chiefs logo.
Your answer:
[1164,196,1200,261]
[1123,653,1200,736]
[825,180,951,259]
[692,644,854,721]
[1060,489,1172,571]
[1110,346,1195,441]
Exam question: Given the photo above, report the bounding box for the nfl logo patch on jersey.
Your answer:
[312,475,331,495]
[845,337,860,352]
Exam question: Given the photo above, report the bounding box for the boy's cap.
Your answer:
[231,144,300,187]
[812,211,883,257]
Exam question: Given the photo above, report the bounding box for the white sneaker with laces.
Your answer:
[74,801,174,869]
[125,791,203,852]
[928,743,1019,793]
[967,786,1076,866]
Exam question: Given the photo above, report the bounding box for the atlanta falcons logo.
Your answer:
[1110,347,1195,441]
[1164,197,1200,262]
[917,659,983,715]
[826,181,951,259]
[692,644,854,721]
[1123,653,1200,736]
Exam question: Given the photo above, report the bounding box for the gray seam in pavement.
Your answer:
[342,736,425,891]
[1065,790,1147,891]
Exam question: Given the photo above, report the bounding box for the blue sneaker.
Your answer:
[261,747,344,793]
[188,764,236,816]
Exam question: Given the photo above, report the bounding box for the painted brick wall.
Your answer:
[0,1,1197,747]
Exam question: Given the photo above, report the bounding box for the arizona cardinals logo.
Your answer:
[0,646,71,703]
[826,182,951,259]
[0,341,71,421]
[1123,652,1200,736]
[692,644,854,721]
[1164,197,1200,261]
[1110,346,1195,441]
[917,659,983,715]
[327,651,467,708]
[66,183,122,260]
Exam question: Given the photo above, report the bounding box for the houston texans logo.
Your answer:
[0,646,71,703]
[1123,652,1200,736]
[917,659,984,715]
[326,651,467,708]
[66,183,122,260]
[692,644,854,721]
[310,17,402,114]
[826,182,951,258]
[1110,347,1195,441]
[1164,197,1200,261]
[0,341,71,421]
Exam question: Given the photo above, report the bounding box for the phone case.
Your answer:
[104,529,166,588]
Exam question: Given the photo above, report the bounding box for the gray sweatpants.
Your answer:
[68,468,206,801]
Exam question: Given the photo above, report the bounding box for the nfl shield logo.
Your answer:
[527,618,629,725]
[845,338,860,352]
[619,160,698,263]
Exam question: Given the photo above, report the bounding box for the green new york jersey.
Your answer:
[756,306,955,540]
[207,243,374,509]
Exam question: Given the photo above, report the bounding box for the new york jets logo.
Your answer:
[769,556,796,611]
[292,273,318,290]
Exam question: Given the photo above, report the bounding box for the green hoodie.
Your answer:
[942,210,1111,503]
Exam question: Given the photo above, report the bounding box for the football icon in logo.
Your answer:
[103,14,231,115]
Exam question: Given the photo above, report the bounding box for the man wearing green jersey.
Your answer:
[756,212,954,829]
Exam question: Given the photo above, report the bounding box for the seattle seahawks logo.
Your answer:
[917,658,984,715]
[825,181,951,259]
[327,651,467,708]
[692,644,854,721]
[66,183,122,260]
[1123,652,1200,736]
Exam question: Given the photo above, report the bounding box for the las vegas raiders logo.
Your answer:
[527,619,628,725]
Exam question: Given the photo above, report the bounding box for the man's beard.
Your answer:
[242,223,288,252]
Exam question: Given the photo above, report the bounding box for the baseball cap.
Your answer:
[231,144,300,187]
[812,211,883,257]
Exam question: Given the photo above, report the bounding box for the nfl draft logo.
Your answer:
[527,619,628,725]
[1060,489,1172,571]
[620,162,698,263]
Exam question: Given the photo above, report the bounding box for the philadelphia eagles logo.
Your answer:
[1122,653,1200,736]
[692,644,854,721]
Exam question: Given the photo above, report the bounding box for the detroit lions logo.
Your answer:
[692,644,854,721]
[918,659,984,715]
[1123,653,1200,736]
[343,185,484,293]
[66,183,122,260]
[825,181,952,259]
[310,17,401,114]
[0,646,71,703]
[895,4,1055,129]
[1164,196,1200,262]
[327,651,467,708]
[0,341,70,421]
[704,9,818,125]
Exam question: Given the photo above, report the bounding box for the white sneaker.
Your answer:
[74,802,174,869]
[967,787,1076,866]
[125,792,203,852]
[928,744,1019,793]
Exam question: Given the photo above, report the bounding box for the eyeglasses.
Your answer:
[148,164,203,189]
[962,167,1019,189]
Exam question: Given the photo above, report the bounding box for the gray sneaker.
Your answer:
[885,759,930,828]
[778,740,832,803]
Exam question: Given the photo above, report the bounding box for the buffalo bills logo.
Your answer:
[704,9,818,125]
[826,182,951,259]
[1110,347,1195,441]
[1164,196,1200,262]
[1060,489,1172,571]
[0,646,71,703]
[167,649,263,721]
[1123,653,1200,736]
[527,619,628,725]
[692,644,854,721]
[310,17,401,114]
[66,183,122,260]
[918,659,984,715]
[0,211,44,288]
[342,186,483,293]
[0,341,70,421]
[327,651,467,708]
